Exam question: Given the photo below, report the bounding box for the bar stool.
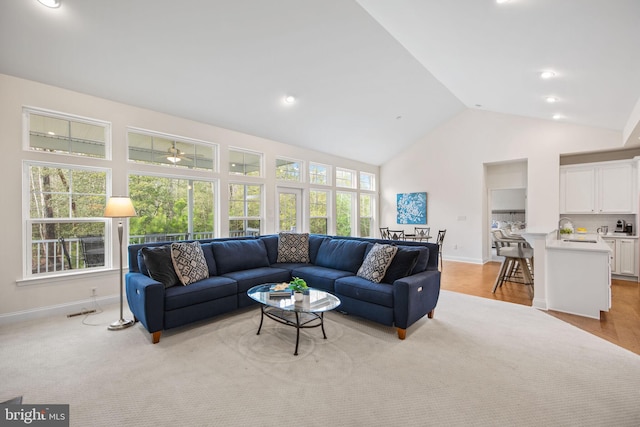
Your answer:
[492,244,534,298]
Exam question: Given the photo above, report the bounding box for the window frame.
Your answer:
[229,148,263,177]
[336,167,356,189]
[275,157,304,183]
[309,162,331,186]
[228,182,263,236]
[23,160,112,278]
[23,107,111,160]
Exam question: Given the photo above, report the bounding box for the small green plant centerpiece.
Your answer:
[289,277,308,301]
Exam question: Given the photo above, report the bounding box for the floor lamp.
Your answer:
[104,196,137,331]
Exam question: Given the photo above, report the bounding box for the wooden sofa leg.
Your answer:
[428,309,435,319]
[397,328,406,340]
[152,331,161,344]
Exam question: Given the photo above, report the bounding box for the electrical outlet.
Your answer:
[91,287,97,297]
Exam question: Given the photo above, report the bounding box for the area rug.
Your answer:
[1,290,638,426]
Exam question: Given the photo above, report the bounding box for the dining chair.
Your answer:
[414,227,431,241]
[379,227,390,239]
[388,229,406,241]
[436,229,446,271]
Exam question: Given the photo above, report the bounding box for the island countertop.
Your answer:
[546,233,612,253]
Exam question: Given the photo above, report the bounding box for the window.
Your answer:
[336,168,356,188]
[229,149,262,176]
[336,191,355,236]
[360,172,375,191]
[24,108,109,159]
[128,129,216,171]
[359,194,374,237]
[128,175,216,242]
[309,163,330,185]
[310,189,329,234]
[26,162,109,275]
[276,158,302,182]
[229,183,262,236]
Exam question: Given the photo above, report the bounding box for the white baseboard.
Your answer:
[443,255,484,264]
[0,295,119,326]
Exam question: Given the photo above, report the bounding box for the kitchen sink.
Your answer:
[562,239,598,243]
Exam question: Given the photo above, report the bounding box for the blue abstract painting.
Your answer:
[397,192,427,224]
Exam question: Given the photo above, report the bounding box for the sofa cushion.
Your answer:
[382,247,420,284]
[291,265,354,293]
[141,245,180,288]
[315,238,368,273]
[171,241,209,286]
[277,232,310,263]
[221,267,291,293]
[404,246,430,274]
[357,243,398,283]
[164,276,237,311]
[335,275,394,308]
[200,243,217,276]
[308,235,328,264]
[137,249,150,277]
[212,239,270,275]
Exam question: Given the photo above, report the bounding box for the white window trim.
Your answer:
[309,162,332,186]
[23,106,112,161]
[275,156,305,183]
[23,160,113,279]
[228,147,264,178]
[336,167,357,189]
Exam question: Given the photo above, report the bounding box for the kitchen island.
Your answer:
[546,234,612,319]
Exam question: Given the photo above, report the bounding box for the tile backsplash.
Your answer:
[562,214,636,235]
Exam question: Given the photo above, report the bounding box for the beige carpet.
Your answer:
[1,290,639,426]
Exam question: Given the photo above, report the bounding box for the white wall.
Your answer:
[0,74,378,321]
[380,109,623,264]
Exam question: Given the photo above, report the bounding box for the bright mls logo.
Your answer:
[1,404,69,426]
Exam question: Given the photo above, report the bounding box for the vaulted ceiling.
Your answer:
[1,0,639,165]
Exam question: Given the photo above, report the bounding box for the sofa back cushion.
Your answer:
[211,239,270,275]
[315,238,368,273]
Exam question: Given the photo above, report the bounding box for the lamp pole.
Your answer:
[104,196,136,331]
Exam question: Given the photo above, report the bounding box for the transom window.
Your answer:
[24,108,109,159]
[360,172,375,191]
[128,129,216,171]
[276,158,302,182]
[309,163,330,185]
[229,149,262,176]
[25,162,109,276]
[336,168,356,189]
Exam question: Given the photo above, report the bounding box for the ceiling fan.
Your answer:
[166,146,183,163]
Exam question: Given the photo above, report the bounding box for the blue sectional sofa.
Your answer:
[126,234,441,343]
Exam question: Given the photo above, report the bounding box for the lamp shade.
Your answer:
[104,196,137,218]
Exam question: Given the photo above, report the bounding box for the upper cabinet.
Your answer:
[560,160,636,214]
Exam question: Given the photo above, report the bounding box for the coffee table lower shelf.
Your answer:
[257,306,327,356]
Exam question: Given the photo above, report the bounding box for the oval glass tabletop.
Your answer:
[247,284,341,313]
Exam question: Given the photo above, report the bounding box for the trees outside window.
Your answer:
[310,189,329,234]
[128,175,215,242]
[359,194,374,237]
[26,163,108,275]
[336,191,354,236]
[229,183,262,236]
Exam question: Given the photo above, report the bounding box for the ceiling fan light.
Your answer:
[167,156,181,163]
[540,70,556,79]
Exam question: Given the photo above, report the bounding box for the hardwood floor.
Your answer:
[440,260,640,355]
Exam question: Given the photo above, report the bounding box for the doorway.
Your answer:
[277,188,302,232]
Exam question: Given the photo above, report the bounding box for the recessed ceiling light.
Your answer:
[552,114,563,120]
[540,70,556,79]
[37,0,61,8]
[545,96,558,103]
[284,95,296,104]
[496,0,510,3]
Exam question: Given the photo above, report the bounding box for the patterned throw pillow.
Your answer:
[277,232,310,263]
[171,241,209,286]
[357,243,398,283]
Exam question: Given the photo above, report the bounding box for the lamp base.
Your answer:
[108,318,135,331]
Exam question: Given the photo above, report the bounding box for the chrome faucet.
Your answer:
[558,217,573,239]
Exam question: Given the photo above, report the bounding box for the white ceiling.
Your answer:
[1,0,639,165]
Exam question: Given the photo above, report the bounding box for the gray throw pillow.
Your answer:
[171,241,209,286]
[277,232,310,263]
[357,243,398,283]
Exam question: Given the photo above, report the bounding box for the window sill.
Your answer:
[16,267,125,287]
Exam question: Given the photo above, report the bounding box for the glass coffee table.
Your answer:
[247,284,341,355]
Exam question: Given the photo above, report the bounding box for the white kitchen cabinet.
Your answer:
[617,238,636,276]
[603,236,637,276]
[560,161,636,214]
